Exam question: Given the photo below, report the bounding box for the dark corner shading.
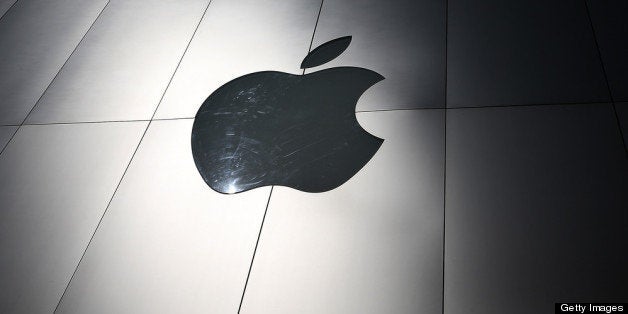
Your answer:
[191,36,384,194]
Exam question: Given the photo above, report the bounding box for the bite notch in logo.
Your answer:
[192,36,384,194]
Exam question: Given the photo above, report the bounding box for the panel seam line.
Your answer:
[0,0,111,159]
[0,0,20,22]
[583,0,628,158]
[51,1,213,311]
[237,186,274,313]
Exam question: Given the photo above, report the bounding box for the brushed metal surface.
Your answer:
[0,126,17,151]
[445,104,628,313]
[0,122,146,314]
[447,0,609,107]
[26,0,209,124]
[240,110,445,314]
[153,0,321,120]
[0,0,16,17]
[307,0,446,111]
[55,120,272,314]
[0,0,108,125]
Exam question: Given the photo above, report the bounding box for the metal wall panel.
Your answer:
[0,0,17,18]
[154,0,322,119]
[55,120,272,314]
[447,0,609,107]
[0,126,17,151]
[240,110,445,314]
[26,0,209,124]
[0,122,146,313]
[309,0,446,111]
[0,0,108,124]
[444,104,628,313]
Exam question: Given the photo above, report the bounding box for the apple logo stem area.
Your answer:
[191,36,385,194]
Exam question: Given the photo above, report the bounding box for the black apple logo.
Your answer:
[192,36,384,194]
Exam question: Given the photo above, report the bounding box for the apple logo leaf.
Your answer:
[300,36,352,69]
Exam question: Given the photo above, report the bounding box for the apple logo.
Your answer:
[191,36,384,194]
